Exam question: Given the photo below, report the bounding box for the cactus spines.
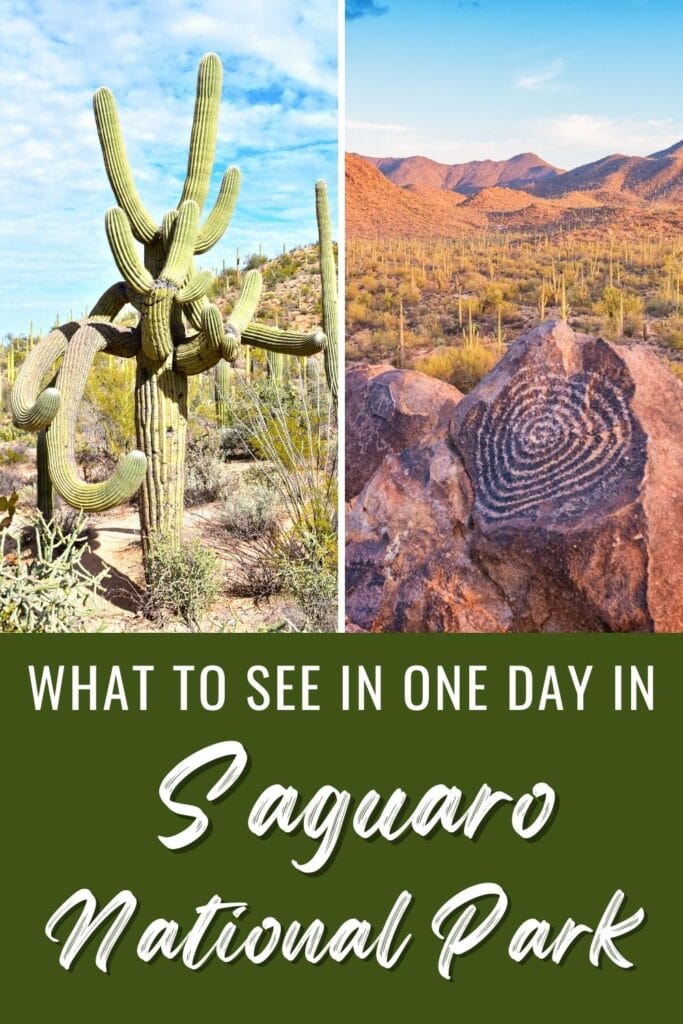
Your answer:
[315,179,338,405]
[11,53,329,571]
[93,87,159,244]
[214,361,232,427]
[180,53,222,211]
[241,323,326,355]
[47,323,146,512]
[10,325,74,431]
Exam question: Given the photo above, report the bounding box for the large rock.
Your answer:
[346,440,513,632]
[345,364,462,499]
[346,322,683,632]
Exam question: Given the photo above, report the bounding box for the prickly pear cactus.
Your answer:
[11,53,327,571]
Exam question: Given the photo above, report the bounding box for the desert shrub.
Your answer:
[273,531,337,632]
[219,425,253,460]
[646,297,676,317]
[0,424,24,443]
[229,374,337,630]
[0,514,106,633]
[415,342,500,393]
[245,252,268,270]
[666,360,683,382]
[144,533,220,630]
[594,286,643,338]
[0,467,24,495]
[0,491,18,528]
[228,534,283,599]
[84,352,136,460]
[185,430,226,505]
[223,480,279,540]
[655,317,683,351]
[0,442,29,465]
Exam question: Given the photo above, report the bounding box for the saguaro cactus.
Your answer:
[315,179,338,406]
[214,360,232,427]
[12,53,327,569]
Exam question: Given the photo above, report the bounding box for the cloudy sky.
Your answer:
[0,0,337,335]
[347,0,683,167]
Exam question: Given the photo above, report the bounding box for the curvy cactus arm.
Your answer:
[203,304,239,360]
[46,323,146,512]
[96,321,141,359]
[93,87,158,244]
[226,270,263,334]
[195,166,241,254]
[315,179,338,402]
[177,270,260,370]
[10,324,78,430]
[89,280,141,319]
[242,323,327,356]
[105,208,155,293]
[173,331,221,376]
[177,269,213,304]
[173,305,238,375]
[161,200,199,286]
[179,53,222,214]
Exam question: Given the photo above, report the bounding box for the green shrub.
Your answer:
[0,443,29,466]
[415,342,500,393]
[228,374,337,629]
[144,534,220,629]
[0,514,106,633]
[223,481,279,540]
[84,352,136,460]
[656,317,683,351]
[274,531,337,632]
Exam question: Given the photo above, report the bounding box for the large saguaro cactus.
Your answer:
[12,53,327,570]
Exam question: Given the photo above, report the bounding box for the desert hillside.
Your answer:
[349,141,683,238]
[346,153,486,238]
[363,151,562,194]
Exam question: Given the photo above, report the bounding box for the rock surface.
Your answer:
[345,364,462,499]
[346,321,683,632]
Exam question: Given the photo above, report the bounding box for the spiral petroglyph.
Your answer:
[347,323,682,633]
[471,368,644,526]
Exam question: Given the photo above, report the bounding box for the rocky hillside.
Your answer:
[534,140,683,203]
[346,153,486,238]
[363,151,561,194]
[351,140,683,236]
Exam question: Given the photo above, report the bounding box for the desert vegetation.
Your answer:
[1,54,338,634]
[347,225,683,389]
[1,248,337,633]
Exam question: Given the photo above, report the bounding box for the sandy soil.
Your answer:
[2,449,300,633]
[81,501,299,633]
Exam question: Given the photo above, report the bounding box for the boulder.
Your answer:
[345,364,462,499]
[346,439,513,632]
[346,322,683,632]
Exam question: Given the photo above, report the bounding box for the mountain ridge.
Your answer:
[357,140,683,204]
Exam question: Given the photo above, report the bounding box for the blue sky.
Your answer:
[0,0,337,336]
[347,0,683,167]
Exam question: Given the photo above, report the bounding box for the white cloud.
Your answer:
[515,59,564,90]
[346,118,523,163]
[542,113,683,156]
